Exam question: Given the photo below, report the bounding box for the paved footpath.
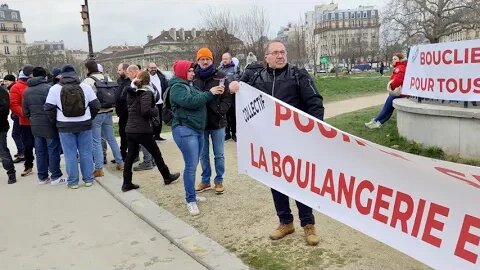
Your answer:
[0,93,386,270]
[0,129,207,270]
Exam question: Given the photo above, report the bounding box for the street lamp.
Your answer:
[80,0,94,60]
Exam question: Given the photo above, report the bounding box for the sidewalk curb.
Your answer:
[96,169,249,270]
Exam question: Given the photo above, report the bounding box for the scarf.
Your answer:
[195,64,216,80]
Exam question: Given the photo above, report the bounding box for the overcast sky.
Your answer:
[10,0,385,51]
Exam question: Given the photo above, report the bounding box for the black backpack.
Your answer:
[59,83,87,117]
[162,83,189,126]
[90,76,118,108]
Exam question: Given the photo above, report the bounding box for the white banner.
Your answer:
[236,83,480,270]
[403,39,480,101]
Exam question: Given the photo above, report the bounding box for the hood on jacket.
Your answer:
[27,77,48,87]
[173,60,194,81]
[168,75,189,87]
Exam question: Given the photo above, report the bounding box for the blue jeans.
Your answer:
[173,126,204,203]
[59,130,94,186]
[92,112,123,169]
[200,128,225,184]
[374,95,400,124]
[140,145,153,166]
[34,136,63,181]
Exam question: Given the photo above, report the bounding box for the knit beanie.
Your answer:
[196,47,213,61]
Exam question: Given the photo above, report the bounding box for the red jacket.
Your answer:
[390,61,407,90]
[9,80,30,125]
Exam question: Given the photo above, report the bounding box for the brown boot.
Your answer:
[269,223,295,240]
[303,224,319,246]
[93,168,104,177]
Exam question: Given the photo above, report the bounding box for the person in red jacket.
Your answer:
[365,52,407,129]
[9,65,35,176]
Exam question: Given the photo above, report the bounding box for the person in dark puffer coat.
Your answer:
[122,70,180,192]
[23,67,64,185]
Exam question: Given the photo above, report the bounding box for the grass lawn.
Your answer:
[328,105,480,167]
[316,74,390,103]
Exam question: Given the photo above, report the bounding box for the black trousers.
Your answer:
[153,104,163,139]
[226,94,236,137]
[271,188,315,227]
[0,131,15,179]
[123,133,168,185]
[19,125,34,170]
[118,115,128,160]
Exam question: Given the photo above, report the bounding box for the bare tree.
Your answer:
[201,8,242,65]
[238,6,270,59]
[286,24,308,67]
[383,0,480,44]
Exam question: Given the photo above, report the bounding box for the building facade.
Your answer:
[0,3,27,74]
[306,3,380,69]
[439,28,480,43]
[96,28,244,76]
[27,40,65,55]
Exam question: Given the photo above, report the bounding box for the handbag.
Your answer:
[387,80,402,97]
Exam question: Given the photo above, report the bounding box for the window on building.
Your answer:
[363,12,367,18]
[0,23,5,30]
[4,46,10,54]
[15,35,20,43]
[17,46,21,54]
[13,24,17,30]
[11,12,17,20]
[2,35,7,43]
[0,11,4,18]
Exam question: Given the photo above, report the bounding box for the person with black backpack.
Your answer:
[82,60,124,178]
[229,40,324,246]
[44,64,101,189]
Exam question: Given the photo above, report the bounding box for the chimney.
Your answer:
[147,35,153,42]
[179,28,185,41]
[169,28,177,40]
[201,28,206,37]
[191,28,197,39]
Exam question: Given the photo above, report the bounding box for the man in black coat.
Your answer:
[230,40,324,246]
[0,83,16,184]
[23,67,64,185]
[193,47,232,195]
[116,63,131,160]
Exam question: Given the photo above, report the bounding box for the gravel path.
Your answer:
[107,94,431,270]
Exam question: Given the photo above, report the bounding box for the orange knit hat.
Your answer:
[196,47,213,61]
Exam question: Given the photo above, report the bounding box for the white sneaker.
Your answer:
[38,178,50,185]
[196,196,207,202]
[371,121,382,128]
[364,119,375,128]
[50,178,67,185]
[186,202,200,216]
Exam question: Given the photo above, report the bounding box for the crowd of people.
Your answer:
[1,41,326,246]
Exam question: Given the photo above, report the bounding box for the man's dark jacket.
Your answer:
[23,77,58,138]
[243,63,324,120]
[115,76,131,118]
[0,86,9,132]
[193,67,232,130]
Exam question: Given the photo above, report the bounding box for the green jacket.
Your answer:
[169,76,214,133]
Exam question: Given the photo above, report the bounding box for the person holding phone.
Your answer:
[193,48,232,195]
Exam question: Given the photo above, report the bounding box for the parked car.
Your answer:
[351,64,372,71]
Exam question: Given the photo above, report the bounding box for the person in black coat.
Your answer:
[0,83,16,184]
[23,67,64,184]
[122,71,180,192]
[229,40,324,246]
[115,63,131,160]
